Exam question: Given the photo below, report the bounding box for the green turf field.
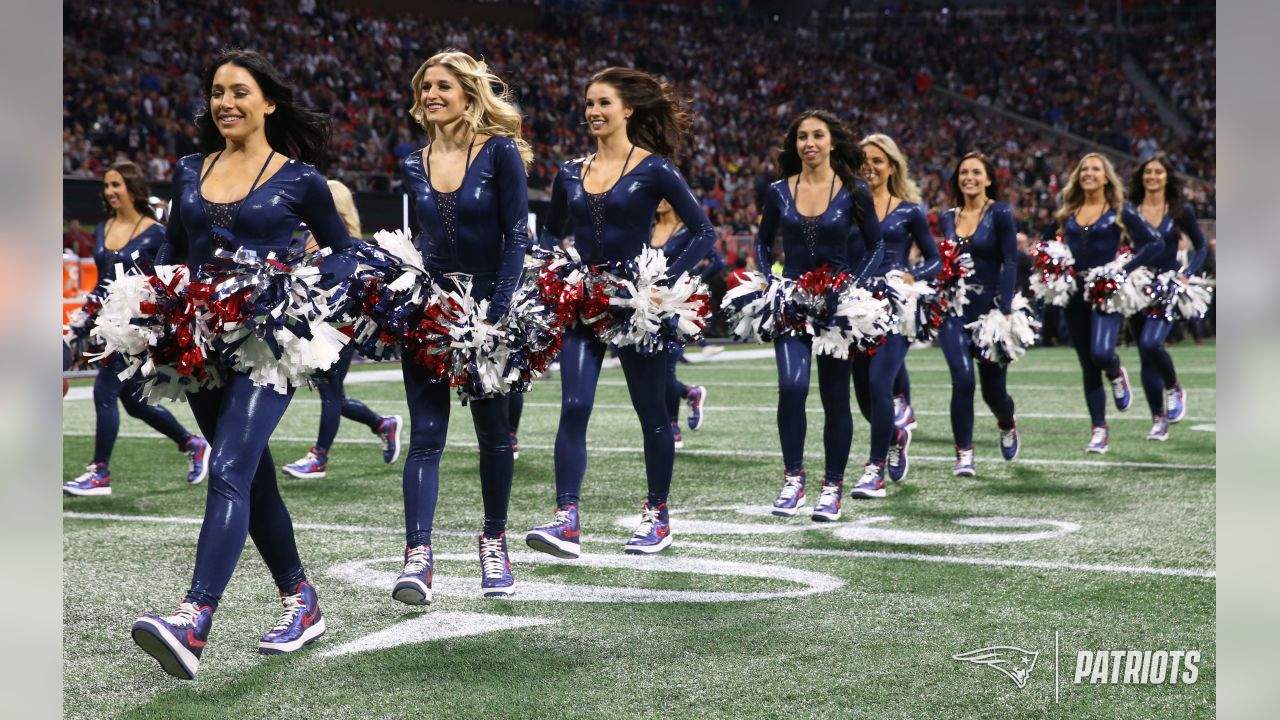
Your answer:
[62,342,1216,719]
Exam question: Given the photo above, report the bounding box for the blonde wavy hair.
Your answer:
[860,133,922,204]
[409,49,533,172]
[1055,153,1126,236]
[327,180,361,237]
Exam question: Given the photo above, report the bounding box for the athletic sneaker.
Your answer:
[1166,385,1187,423]
[183,436,211,485]
[953,447,976,477]
[1110,367,1133,412]
[283,448,327,480]
[811,482,843,522]
[672,423,684,450]
[378,415,403,464]
[259,580,326,654]
[63,463,111,496]
[623,502,672,554]
[771,470,807,517]
[686,386,708,431]
[525,505,581,559]
[1146,415,1170,442]
[392,544,434,606]
[131,601,213,680]
[893,395,918,431]
[1000,422,1020,461]
[850,462,887,499]
[1085,425,1110,454]
[510,433,520,461]
[479,533,515,598]
[887,427,912,482]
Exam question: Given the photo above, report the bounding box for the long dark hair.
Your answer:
[101,161,152,218]
[778,110,868,222]
[1126,155,1185,221]
[587,67,692,158]
[196,49,332,166]
[948,151,1000,204]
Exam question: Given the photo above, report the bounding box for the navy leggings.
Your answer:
[775,335,853,483]
[892,365,912,404]
[1135,314,1178,416]
[401,359,513,546]
[93,358,191,464]
[665,350,691,425]
[852,334,910,464]
[1064,297,1123,427]
[939,315,1016,448]
[314,344,383,452]
[553,326,672,509]
[185,373,304,611]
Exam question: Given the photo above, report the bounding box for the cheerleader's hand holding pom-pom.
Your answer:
[1029,237,1076,307]
[1082,252,1152,316]
[720,271,788,343]
[598,247,710,354]
[966,294,1043,365]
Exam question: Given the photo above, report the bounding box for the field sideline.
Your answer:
[62,342,1216,719]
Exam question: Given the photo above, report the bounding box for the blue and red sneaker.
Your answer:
[999,420,1020,461]
[1085,425,1110,454]
[479,533,516,598]
[64,462,110,496]
[810,481,843,522]
[771,470,807,517]
[378,415,403,464]
[525,505,581,559]
[1146,414,1170,441]
[259,580,326,654]
[671,423,685,450]
[850,462,887,499]
[283,448,328,480]
[624,502,672,554]
[1110,366,1133,412]
[131,601,213,680]
[893,395,917,431]
[887,427,912,482]
[686,385,708,431]
[392,544,434,605]
[1166,384,1187,423]
[182,436,210,485]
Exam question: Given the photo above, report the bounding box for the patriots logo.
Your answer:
[952,645,1039,689]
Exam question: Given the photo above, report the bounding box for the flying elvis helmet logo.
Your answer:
[953,646,1040,689]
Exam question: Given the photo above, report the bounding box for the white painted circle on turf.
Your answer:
[325,552,843,603]
[831,516,1081,545]
[1189,424,1216,432]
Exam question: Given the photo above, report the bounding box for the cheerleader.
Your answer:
[753,110,882,520]
[650,198,722,447]
[936,152,1021,475]
[1056,153,1164,453]
[63,162,209,497]
[524,67,714,557]
[849,134,940,498]
[390,50,533,604]
[282,180,402,480]
[131,50,354,678]
[1126,156,1208,441]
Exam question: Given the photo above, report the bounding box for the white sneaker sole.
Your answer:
[283,467,326,480]
[673,439,685,449]
[1085,445,1109,454]
[392,578,433,606]
[132,617,199,680]
[849,487,886,499]
[258,615,326,654]
[1146,434,1169,442]
[525,531,581,559]
[770,495,807,517]
[623,533,672,554]
[188,442,211,485]
[953,468,977,477]
[63,484,111,496]
[383,415,403,464]
[482,584,516,598]
[810,509,842,522]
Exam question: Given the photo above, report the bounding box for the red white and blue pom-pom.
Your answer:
[493,261,565,394]
[599,247,711,353]
[719,271,789,343]
[1082,254,1152,315]
[1144,270,1215,321]
[349,229,432,360]
[1029,238,1076,307]
[533,245,617,337]
[965,294,1043,365]
[929,238,975,319]
[63,294,103,368]
[885,270,941,342]
[201,246,349,393]
[90,264,222,400]
[792,266,893,357]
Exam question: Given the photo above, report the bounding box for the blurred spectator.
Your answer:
[63,219,93,257]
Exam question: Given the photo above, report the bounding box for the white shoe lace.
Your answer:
[956,449,975,466]
[817,484,841,507]
[632,505,661,538]
[887,441,902,467]
[1149,419,1165,435]
[403,545,431,576]
[1090,427,1108,446]
[859,465,882,486]
[777,475,804,502]
[479,537,507,579]
[1165,390,1179,413]
[1001,429,1016,448]
[270,592,305,632]
[168,601,203,627]
[72,464,101,483]
[1111,375,1127,397]
[294,452,321,468]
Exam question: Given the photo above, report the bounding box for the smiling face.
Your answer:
[1076,155,1107,194]
[956,157,992,202]
[795,117,832,171]
[1142,159,1168,199]
[101,170,131,213]
[584,82,630,141]
[860,142,894,192]
[209,63,275,143]
[418,64,469,127]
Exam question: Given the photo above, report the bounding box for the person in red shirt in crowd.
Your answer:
[63,218,94,257]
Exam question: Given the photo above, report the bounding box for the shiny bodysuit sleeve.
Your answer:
[1176,203,1209,276]
[905,204,941,281]
[849,184,884,283]
[538,165,571,250]
[488,140,532,321]
[755,185,781,281]
[1120,203,1165,272]
[993,203,1018,313]
[654,159,716,281]
[699,244,727,281]
[157,182,190,266]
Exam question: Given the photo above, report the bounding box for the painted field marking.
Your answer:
[1189,424,1216,432]
[319,612,557,658]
